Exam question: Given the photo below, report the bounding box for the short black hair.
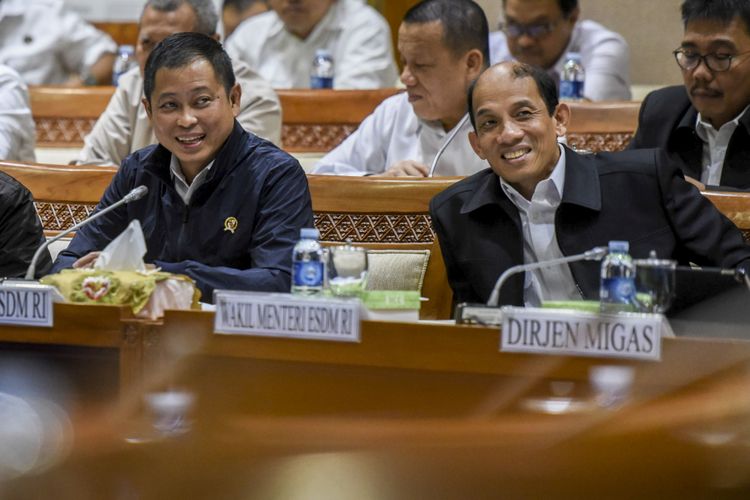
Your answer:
[403,0,490,66]
[502,0,579,18]
[223,0,266,10]
[467,62,559,131]
[681,0,750,34]
[143,32,236,103]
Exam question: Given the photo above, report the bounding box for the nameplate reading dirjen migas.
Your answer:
[213,291,360,342]
[500,307,663,361]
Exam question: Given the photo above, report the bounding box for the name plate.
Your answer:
[214,291,360,342]
[0,283,54,327]
[501,306,662,361]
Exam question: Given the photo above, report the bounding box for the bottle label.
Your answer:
[600,277,635,304]
[293,261,324,287]
[310,76,333,89]
[559,80,584,99]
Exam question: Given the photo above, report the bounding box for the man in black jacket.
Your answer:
[0,172,51,279]
[430,61,750,306]
[629,0,750,189]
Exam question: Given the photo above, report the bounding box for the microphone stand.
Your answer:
[486,246,609,307]
[24,186,148,280]
[428,114,470,177]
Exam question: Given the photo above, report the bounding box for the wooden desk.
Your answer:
[5,306,750,496]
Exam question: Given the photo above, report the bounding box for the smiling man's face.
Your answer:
[468,63,568,199]
[144,58,240,178]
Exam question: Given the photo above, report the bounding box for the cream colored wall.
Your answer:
[475,0,685,87]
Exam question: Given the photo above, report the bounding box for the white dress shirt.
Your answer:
[312,92,487,176]
[0,0,116,85]
[0,64,35,162]
[489,20,631,101]
[225,0,398,89]
[695,106,750,186]
[500,146,579,306]
[75,61,281,167]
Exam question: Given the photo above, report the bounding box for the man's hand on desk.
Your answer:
[375,160,429,177]
[73,251,101,269]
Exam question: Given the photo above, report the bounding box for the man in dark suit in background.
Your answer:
[430,61,750,307]
[629,0,750,189]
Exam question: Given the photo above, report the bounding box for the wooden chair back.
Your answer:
[29,86,115,147]
[0,161,116,236]
[566,100,641,152]
[273,88,401,152]
[308,175,458,319]
[29,86,401,152]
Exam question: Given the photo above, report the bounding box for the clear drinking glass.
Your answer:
[327,240,368,297]
[634,252,676,313]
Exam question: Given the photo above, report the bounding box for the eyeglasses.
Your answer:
[501,19,560,39]
[673,48,750,72]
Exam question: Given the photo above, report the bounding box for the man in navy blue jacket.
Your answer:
[53,32,313,300]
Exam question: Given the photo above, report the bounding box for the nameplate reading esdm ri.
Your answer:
[0,283,54,327]
[214,291,360,342]
[501,307,662,361]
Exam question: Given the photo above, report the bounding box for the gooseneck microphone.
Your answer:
[428,114,470,177]
[24,185,149,280]
[486,246,609,307]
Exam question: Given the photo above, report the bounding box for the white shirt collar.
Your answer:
[695,105,750,141]
[169,154,215,205]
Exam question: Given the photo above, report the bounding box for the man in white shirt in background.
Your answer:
[313,0,488,177]
[489,0,631,101]
[225,0,398,89]
[222,0,269,39]
[0,64,35,162]
[0,0,116,86]
[74,0,281,167]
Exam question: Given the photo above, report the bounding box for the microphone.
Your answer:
[427,114,470,177]
[486,246,608,307]
[24,185,149,280]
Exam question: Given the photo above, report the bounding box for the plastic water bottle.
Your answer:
[310,49,334,89]
[560,52,585,101]
[112,45,136,86]
[600,240,636,313]
[291,228,325,295]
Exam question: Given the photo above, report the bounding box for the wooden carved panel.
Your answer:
[35,202,97,232]
[282,124,359,152]
[314,213,435,244]
[567,132,633,153]
[35,117,96,146]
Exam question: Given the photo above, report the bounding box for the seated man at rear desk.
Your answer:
[226,0,398,89]
[489,0,631,101]
[430,61,750,307]
[629,0,750,190]
[53,33,313,300]
[312,0,489,177]
[75,0,281,167]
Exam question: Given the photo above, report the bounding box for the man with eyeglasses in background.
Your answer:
[488,0,630,101]
[630,0,750,190]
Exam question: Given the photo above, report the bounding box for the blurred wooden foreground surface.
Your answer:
[1,304,750,496]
